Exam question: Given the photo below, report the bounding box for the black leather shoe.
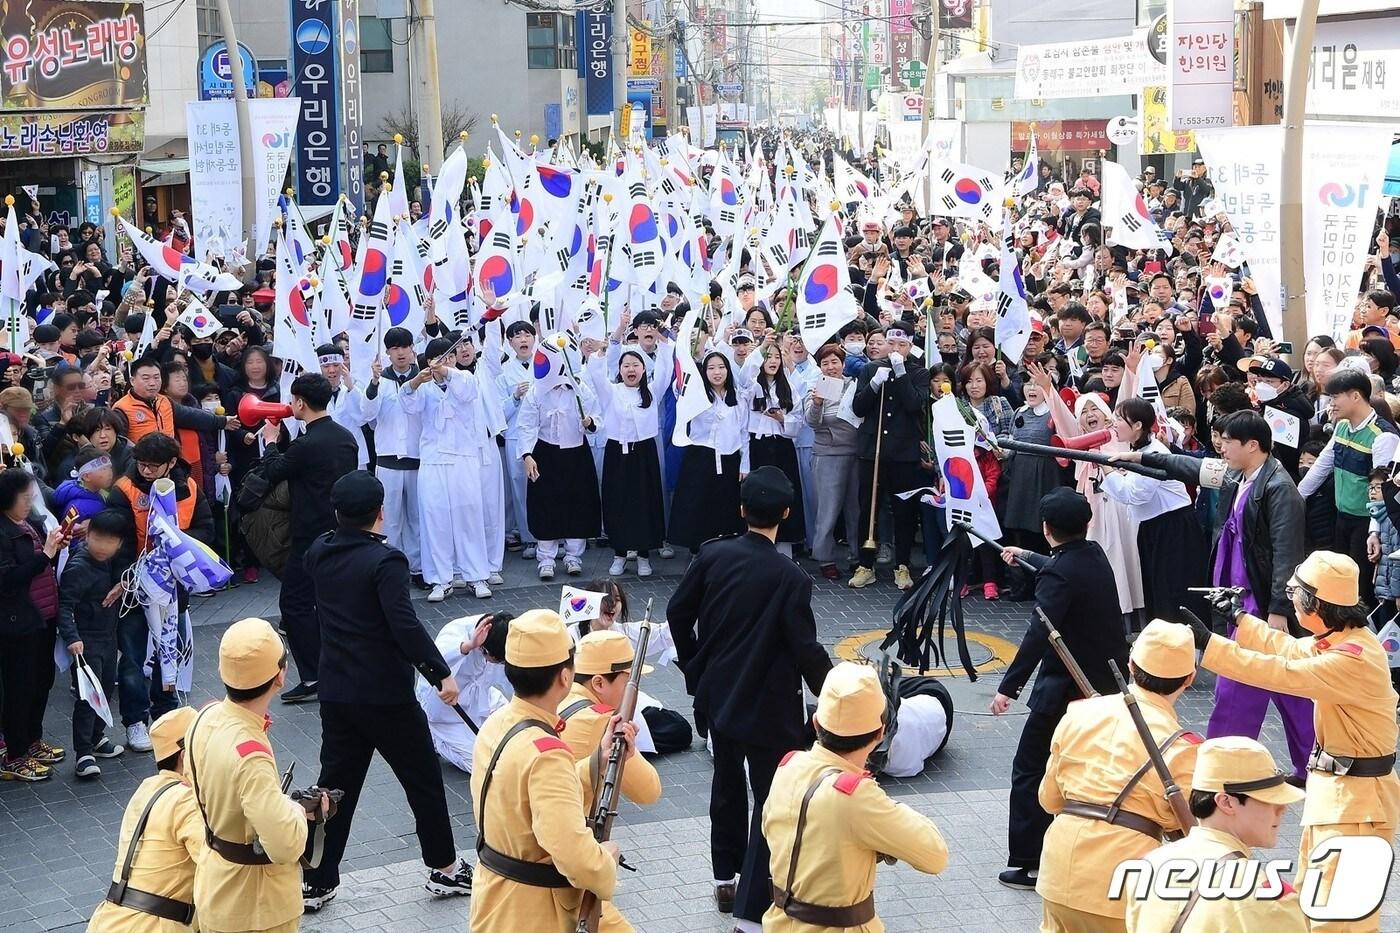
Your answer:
[997,867,1038,890]
[280,682,319,704]
[715,882,736,913]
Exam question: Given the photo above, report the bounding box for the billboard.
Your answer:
[0,0,147,111]
[0,109,143,160]
[339,0,363,212]
[579,1,613,117]
[290,0,340,206]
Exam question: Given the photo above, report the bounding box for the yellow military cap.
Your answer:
[149,706,197,762]
[218,618,285,690]
[1290,550,1360,607]
[1130,619,1197,679]
[1193,736,1305,806]
[507,609,573,667]
[815,662,886,737]
[575,630,651,677]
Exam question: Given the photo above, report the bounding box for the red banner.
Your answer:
[1011,119,1110,152]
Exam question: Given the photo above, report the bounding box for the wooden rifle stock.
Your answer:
[1035,607,1098,699]
[995,436,1172,481]
[1109,660,1195,837]
[577,599,654,933]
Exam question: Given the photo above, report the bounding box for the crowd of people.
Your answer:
[0,126,1397,932]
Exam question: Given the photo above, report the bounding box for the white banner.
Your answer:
[1168,0,1234,130]
[1284,15,1400,120]
[1302,122,1394,343]
[1195,126,1285,337]
[249,97,301,260]
[1014,34,1165,100]
[701,105,718,147]
[186,100,241,260]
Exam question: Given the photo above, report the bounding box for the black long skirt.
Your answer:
[669,445,743,551]
[1138,504,1206,625]
[749,433,806,543]
[526,440,600,541]
[602,438,665,552]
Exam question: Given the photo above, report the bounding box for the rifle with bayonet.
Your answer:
[577,598,653,933]
[1109,659,1195,839]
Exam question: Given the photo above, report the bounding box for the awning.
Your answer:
[138,157,189,175]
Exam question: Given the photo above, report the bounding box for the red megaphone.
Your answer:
[1050,428,1113,467]
[238,394,294,427]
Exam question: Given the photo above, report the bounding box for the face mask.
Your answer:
[201,399,219,412]
[1145,353,1165,370]
[844,342,865,356]
[1367,499,1386,519]
[1253,382,1279,402]
[191,343,214,360]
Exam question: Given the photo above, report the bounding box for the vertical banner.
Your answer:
[83,170,101,225]
[581,1,614,117]
[889,0,915,86]
[701,105,718,146]
[1302,122,1393,343]
[1195,126,1284,338]
[938,0,974,30]
[290,0,341,206]
[629,25,651,78]
[249,97,303,258]
[186,100,242,259]
[1167,0,1234,131]
[1142,85,1195,154]
[339,0,364,213]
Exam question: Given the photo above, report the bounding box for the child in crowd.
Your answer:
[1368,468,1400,615]
[57,508,129,779]
[52,444,114,526]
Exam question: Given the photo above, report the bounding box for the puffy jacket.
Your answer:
[0,517,57,635]
[239,477,290,577]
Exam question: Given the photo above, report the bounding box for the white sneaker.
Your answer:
[564,558,583,576]
[522,545,537,560]
[473,581,492,599]
[626,550,639,561]
[427,584,452,602]
[451,575,469,588]
[658,544,675,559]
[538,562,555,580]
[125,722,153,753]
[609,556,626,575]
[637,558,653,577]
[488,572,504,586]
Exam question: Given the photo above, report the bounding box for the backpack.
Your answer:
[238,478,290,577]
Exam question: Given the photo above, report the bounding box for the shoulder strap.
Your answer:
[1108,729,1187,820]
[781,768,845,903]
[474,717,558,858]
[115,781,184,891]
[186,705,217,839]
[1169,851,1246,933]
[559,698,594,722]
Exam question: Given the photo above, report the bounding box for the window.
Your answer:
[527,12,575,71]
[196,0,220,52]
[360,16,394,73]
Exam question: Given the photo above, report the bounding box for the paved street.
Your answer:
[2,547,1397,932]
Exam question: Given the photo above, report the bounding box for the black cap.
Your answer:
[740,465,794,510]
[33,323,60,343]
[331,470,384,516]
[893,225,916,238]
[1040,487,1092,534]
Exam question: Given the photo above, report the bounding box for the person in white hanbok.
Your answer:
[415,612,514,772]
[317,343,372,468]
[362,327,424,581]
[400,338,492,601]
[518,365,601,579]
[496,321,537,555]
[669,352,750,553]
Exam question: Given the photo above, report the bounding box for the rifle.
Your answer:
[995,436,1172,481]
[1035,607,1097,699]
[577,598,654,933]
[1108,660,1194,838]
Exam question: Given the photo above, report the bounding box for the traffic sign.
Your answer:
[198,41,257,100]
[716,82,743,95]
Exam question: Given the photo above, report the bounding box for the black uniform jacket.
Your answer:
[668,531,833,749]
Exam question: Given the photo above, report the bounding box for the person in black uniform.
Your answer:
[667,466,832,928]
[299,471,473,912]
[258,372,359,704]
[849,325,930,591]
[987,487,1128,890]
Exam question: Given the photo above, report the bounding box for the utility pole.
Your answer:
[410,0,446,172]
[917,0,939,214]
[214,0,255,250]
[1279,0,1320,362]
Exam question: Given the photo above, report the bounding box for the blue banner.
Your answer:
[581,1,613,117]
[290,0,341,206]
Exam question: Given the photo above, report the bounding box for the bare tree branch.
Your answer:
[376,101,480,158]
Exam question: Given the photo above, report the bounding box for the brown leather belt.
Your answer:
[1308,745,1397,778]
[1060,799,1164,840]
[771,768,879,928]
[474,718,573,890]
[105,881,196,924]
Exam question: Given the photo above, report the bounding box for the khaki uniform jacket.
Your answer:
[185,701,308,933]
[468,696,619,933]
[1124,826,1308,933]
[1037,689,1201,921]
[760,745,949,933]
[1202,617,1400,828]
[559,682,662,808]
[87,771,204,933]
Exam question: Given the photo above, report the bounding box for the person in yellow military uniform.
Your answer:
[1125,736,1308,933]
[1037,620,1203,933]
[469,609,624,932]
[186,618,322,933]
[558,630,662,933]
[89,707,203,932]
[761,662,949,933]
[1182,551,1400,933]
